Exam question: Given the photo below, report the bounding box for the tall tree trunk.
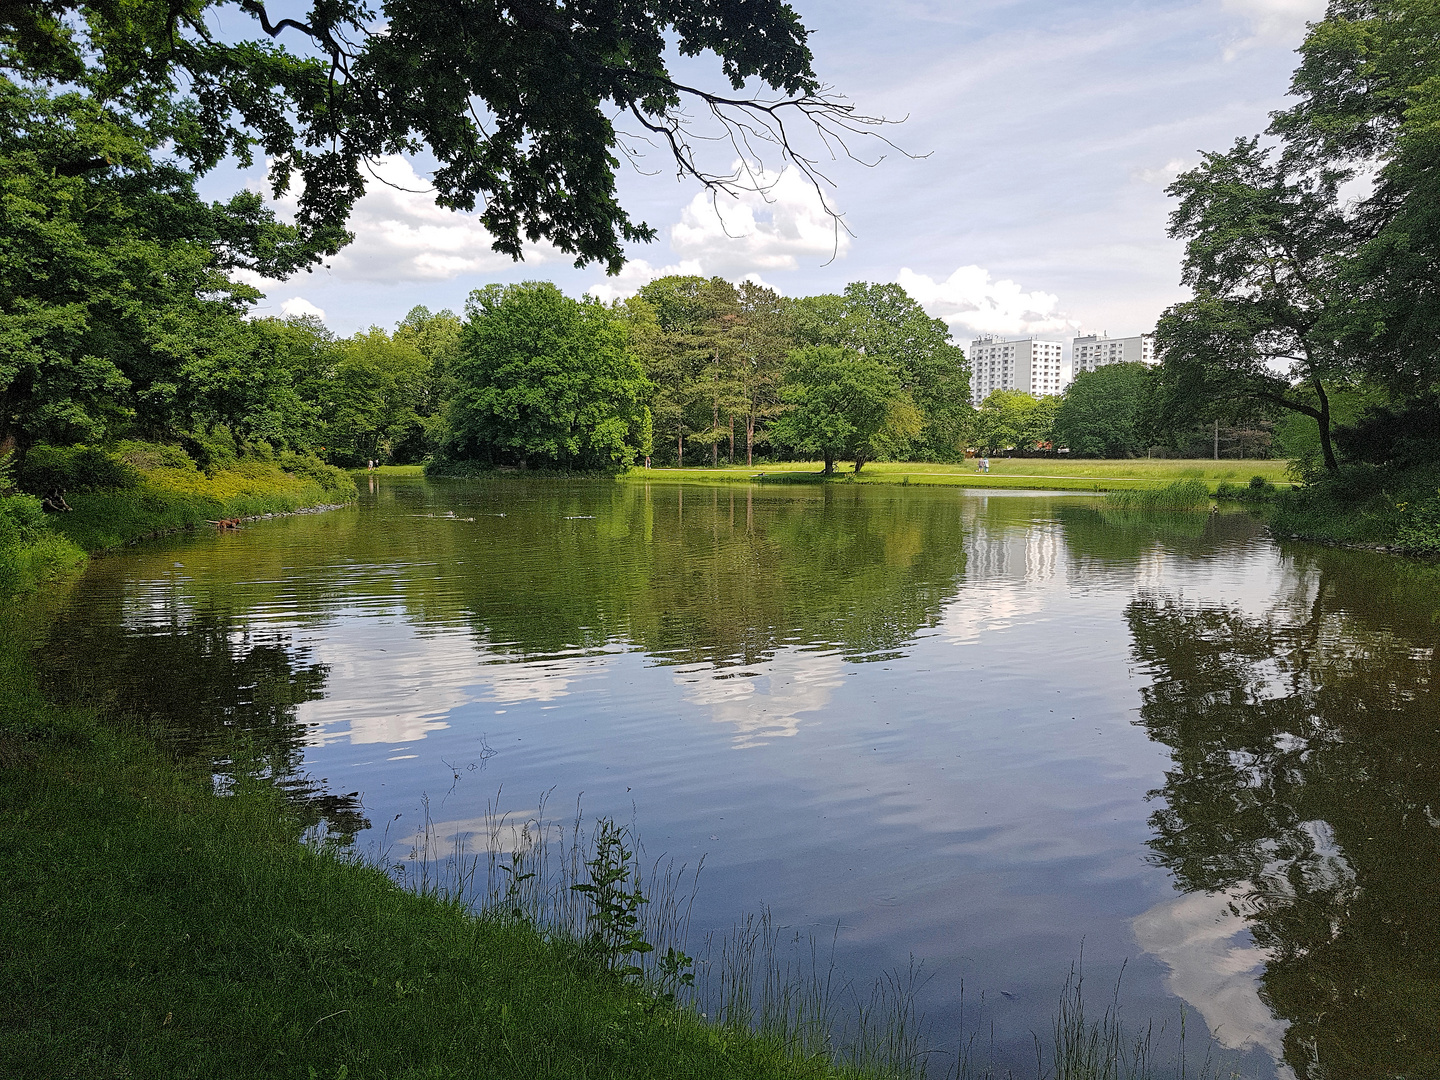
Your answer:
[746,411,755,467]
[728,415,734,464]
[678,428,683,468]
[711,396,718,467]
[823,454,834,475]
[1313,375,1337,470]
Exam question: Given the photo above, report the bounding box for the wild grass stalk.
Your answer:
[388,793,938,1078]
[1104,480,1211,512]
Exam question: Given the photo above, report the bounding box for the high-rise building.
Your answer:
[1071,332,1155,375]
[968,335,1065,405]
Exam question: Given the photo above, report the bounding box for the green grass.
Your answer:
[1104,480,1212,511]
[621,459,1292,494]
[355,464,427,477]
[0,612,862,1080]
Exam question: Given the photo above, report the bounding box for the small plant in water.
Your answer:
[571,817,656,981]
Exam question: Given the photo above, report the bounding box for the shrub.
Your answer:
[1215,475,1278,503]
[1395,492,1440,556]
[19,444,139,494]
[277,452,352,495]
[114,441,199,472]
[0,493,48,543]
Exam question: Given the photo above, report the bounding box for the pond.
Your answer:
[41,476,1440,1079]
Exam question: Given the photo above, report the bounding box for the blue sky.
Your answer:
[224,0,1325,358]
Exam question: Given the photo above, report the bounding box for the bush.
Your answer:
[19,444,139,494]
[114,441,199,472]
[277,452,352,495]
[0,493,86,595]
[180,426,239,472]
[1215,475,1278,502]
[0,493,48,543]
[1395,493,1440,556]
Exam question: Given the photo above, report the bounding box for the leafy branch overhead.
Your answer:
[0,0,897,273]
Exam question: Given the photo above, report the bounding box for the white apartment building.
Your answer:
[968,336,1065,405]
[1071,332,1155,375]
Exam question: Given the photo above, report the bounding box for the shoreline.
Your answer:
[86,501,354,555]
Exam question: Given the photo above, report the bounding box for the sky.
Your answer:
[220,0,1328,365]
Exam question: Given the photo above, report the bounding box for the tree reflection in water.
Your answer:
[41,609,369,838]
[1127,548,1440,1078]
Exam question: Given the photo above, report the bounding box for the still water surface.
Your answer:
[43,477,1440,1078]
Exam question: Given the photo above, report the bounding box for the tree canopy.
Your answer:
[1053,363,1152,457]
[1155,0,1440,471]
[790,284,970,459]
[0,82,307,454]
[972,390,1057,455]
[0,0,869,273]
[445,282,650,470]
[767,346,912,474]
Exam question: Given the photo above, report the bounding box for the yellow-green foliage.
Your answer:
[2,443,355,588]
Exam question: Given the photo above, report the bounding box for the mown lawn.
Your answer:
[624,458,1293,493]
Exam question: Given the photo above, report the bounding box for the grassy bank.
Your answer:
[50,450,357,553]
[620,459,1292,493]
[1271,462,1440,555]
[0,611,852,1080]
[0,443,356,596]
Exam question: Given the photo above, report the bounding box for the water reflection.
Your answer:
[41,585,369,836]
[1124,547,1440,1079]
[38,477,1440,1077]
[430,482,970,667]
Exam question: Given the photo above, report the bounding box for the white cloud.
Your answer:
[1135,157,1199,187]
[1220,0,1325,55]
[1133,885,1294,1072]
[896,266,1080,341]
[279,296,326,321]
[677,649,847,749]
[586,258,705,304]
[669,164,850,276]
[281,156,560,283]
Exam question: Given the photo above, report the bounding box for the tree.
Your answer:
[635,275,738,467]
[0,81,308,457]
[972,390,1056,455]
[1273,0,1440,400]
[394,305,463,458]
[789,284,971,459]
[833,282,971,459]
[1053,363,1152,457]
[319,327,430,466]
[445,282,649,470]
[1155,139,1354,470]
[1,0,878,273]
[734,282,792,466]
[768,346,910,474]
